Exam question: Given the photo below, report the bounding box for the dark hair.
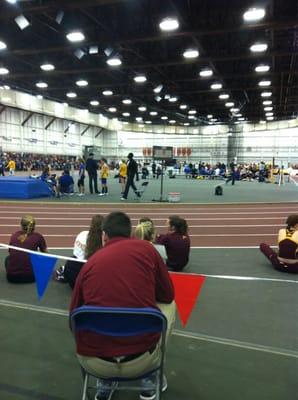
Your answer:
[89,152,94,156]
[63,169,70,175]
[85,215,104,259]
[103,212,131,238]
[101,158,107,163]
[286,215,298,230]
[128,152,133,159]
[169,215,188,235]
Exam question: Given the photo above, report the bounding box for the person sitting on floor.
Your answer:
[70,211,175,400]
[135,219,167,262]
[260,214,298,273]
[156,215,190,271]
[5,215,47,283]
[56,215,104,288]
[57,169,74,197]
[40,166,58,196]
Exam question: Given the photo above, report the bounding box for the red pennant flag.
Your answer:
[170,273,206,327]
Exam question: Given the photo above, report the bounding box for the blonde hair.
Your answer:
[135,221,155,242]
[18,215,36,243]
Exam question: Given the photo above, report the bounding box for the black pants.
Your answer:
[64,259,85,289]
[88,174,98,194]
[5,256,35,283]
[122,175,139,199]
[226,173,235,185]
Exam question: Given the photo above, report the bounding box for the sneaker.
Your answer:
[54,266,67,283]
[135,191,141,198]
[95,380,116,400]
[139,374,167,400]
[98,193,105,196]
[121,197,127,201]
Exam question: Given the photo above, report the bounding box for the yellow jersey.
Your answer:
[119,163,127,178]
[7,160,16,170]
[101,163,109,179]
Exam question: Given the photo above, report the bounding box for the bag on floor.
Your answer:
[215,185,223,195]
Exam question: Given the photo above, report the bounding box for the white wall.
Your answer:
[0,107,103,156]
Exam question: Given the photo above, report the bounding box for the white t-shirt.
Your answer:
[73,230,89,260]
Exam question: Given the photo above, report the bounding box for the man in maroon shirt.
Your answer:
[70,212,175,400]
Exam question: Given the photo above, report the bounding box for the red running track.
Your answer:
[0,202,297,248]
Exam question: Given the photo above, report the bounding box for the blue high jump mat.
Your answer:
[0,177,52,199]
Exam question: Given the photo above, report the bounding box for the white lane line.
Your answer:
[0,211,294,215]
[0,216,288,221]
[0,224,283,228]
[0,299,297,359]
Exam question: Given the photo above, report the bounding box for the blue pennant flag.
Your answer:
[30,253,58,300]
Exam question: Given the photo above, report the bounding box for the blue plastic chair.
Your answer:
[70,306,168,400]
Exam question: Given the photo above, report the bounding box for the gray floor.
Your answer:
[0,248,297,399]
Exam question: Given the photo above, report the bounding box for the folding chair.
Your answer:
[136,181,149,199]
[70,306,167,400]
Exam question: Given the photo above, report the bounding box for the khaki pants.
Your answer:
[77,301,176,379]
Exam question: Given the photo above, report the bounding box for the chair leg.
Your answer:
[82,373,89,400]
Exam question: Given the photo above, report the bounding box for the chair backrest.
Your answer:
[70,306,167,338]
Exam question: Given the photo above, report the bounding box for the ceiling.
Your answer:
[0,0,297,127]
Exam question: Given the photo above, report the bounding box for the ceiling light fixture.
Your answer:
[6,0,18,4]
[169,120,176,124]
[74,49,85,59]
[183,49,199,59]
[169,97,178,102]
[266,116,274,120]
[76,80,88,87]
[264,106,273,111]
[255,64,270,73]
[122,112,130,117]
[250,43,268,52]
[90,100,99,106]
[265,112,273,117]
[219,93,229,100]
[66,31,85,42]
[150,111,158,116]
[153,84,163,93]
[136,117,143,122]
[263,100,272,105]
[122,99,132,105]
[180,104,188,110]
[243,8,266,22]
[225,102,234,107]
[211,82,223,90]
[138,106,147,112]
[40,63,55,71]
[107,57,122,66]
[188,115,195,120]
[14,14,30,30]
[199,68,213,77]
[66,92,77,98]
[108,107,117,113]
[0,67,9,75]
[0,41,7,50]
[134,75,147,83]
[89,46,98,55]
[102,90,113,96]
[207,114,213,119]
[36,81,47,88]
[230,108,240,113]
[159,17,179,32]
[188,110,197,115]
[258,80,271,87]
[184,123,190,126]
[261,91,272,97]
[145,121,152,124]
[161,116,168,120]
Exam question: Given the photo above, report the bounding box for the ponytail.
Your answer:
[18,215,36,243]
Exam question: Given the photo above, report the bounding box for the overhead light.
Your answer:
[225,102,234,107]
[180,104,188,110]
[255,64,270,73]
[265,112,273,117]
[55,10,64,25]
[169,120,176,124]
[90,100,99,106]
[102,90,113,96]
[161,116,168,120]
[15,14,30,30]
[169,97,178,102]
[235,113,242,117]
[0,41,7,50]
[0,67,9,75]
[107,57,122,66]
[138,106,147,112]
[183,49,199,59]
[210,118,217,122]
[207,114,213,119]
[154,96,162,102]
[250,43,268,52]
[66,31,85,42]
[36,95,43,100]
[266,116,274,120]
[184,123,190,126]
[134,75,147,83]
[261,91,272,97]
[238,117,245,121]
[153,84,163,93]
[122,112,130,117]
[122,99,132,105]
[188,110,197,115]
[230,108,240,113]
[150,111,158,116]
[234,121,240,124]
[108,107,117,113]
[258,80,271,87]
[40,63,55,71]
[199,68,213,77]
[36,81,48,88]
[74,49,85,59]
[159,17,179,32]
[66,92,77,98]
[76,80,88,87]
[145,120,152,124]
[243,8,266,22]
[89,46,99,55]
[264,106,273,111]
[211,82,223,90]
[6,0,17,3]
[188,115,195,120]
[136,117,143,122]
[219,93,229,100]
[63,102,68,106]
[263,100,272,105]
